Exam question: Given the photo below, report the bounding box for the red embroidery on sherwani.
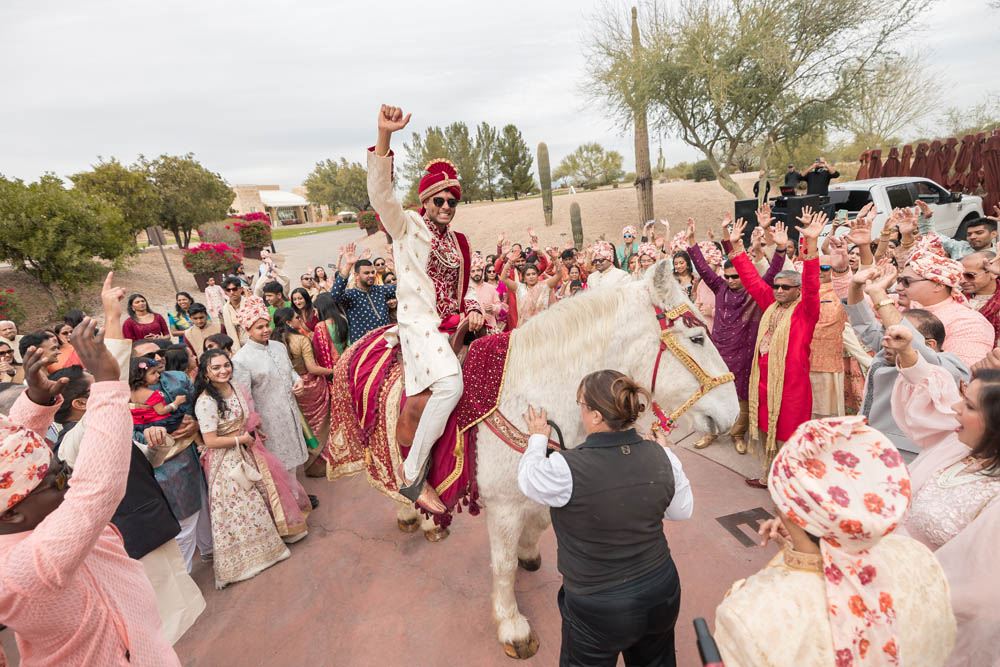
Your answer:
[424,219,462,318]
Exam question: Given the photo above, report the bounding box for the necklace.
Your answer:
[424,217,461,269]
[937,456,988,488]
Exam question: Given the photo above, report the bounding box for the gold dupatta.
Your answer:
[748,296,800,462]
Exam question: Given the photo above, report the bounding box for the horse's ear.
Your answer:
[648,258,682,306]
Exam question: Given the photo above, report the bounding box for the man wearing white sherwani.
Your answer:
[231,296,316,510]
[369,104,484,514]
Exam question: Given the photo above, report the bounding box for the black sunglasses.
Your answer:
[374,262,386,267]
[432,196,459,208]
[774,284,799,291]
[224,286,240,292]
[723,273,740,280]
[820,265,832,271]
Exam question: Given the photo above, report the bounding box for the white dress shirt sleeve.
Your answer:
[663,447,694,521]
[517,433,573,507]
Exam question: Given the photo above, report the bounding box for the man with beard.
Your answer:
[219,276,247,353]
[960,250,1000,345]
[331,242,396,345]
[470,253,507,334]
[368,104,483,514]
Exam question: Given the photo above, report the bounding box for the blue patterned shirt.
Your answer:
[330,273,397,344]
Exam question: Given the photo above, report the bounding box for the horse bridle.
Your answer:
[649,303,735,434]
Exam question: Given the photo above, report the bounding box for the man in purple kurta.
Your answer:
[687,237,787,453]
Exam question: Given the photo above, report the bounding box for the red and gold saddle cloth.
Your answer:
[325,325,511,527]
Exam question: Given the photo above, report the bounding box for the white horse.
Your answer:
[394,258,739,658]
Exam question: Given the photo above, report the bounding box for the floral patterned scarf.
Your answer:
[769,416,911,666]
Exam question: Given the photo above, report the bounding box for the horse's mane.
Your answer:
[508,283,637,370]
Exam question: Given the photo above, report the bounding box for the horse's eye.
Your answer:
[691,335,705,346]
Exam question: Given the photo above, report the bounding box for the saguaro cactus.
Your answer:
[570,202,584,250]
[537,142,553,226]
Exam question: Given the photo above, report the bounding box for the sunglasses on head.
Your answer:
[432,196,459,208]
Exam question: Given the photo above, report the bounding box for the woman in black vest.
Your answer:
[519,369,692,667]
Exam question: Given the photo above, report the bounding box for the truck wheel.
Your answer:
[954,214,980,241]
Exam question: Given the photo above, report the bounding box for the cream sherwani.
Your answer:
[713,535,955,666]
[586,266,630,290]
[367,150,478,396]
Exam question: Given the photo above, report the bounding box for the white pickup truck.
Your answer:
[826,177,985,239]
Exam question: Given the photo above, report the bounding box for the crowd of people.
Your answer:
[1,106,999,664]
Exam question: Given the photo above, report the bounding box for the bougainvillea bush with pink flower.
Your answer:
[197,220,242,247]
[0,289,26,326]
[231,217,271,248]
[182,243,243,274]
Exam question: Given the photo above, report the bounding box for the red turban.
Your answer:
[418,159,461,205]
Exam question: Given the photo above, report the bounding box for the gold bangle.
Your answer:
[875,298,894,309]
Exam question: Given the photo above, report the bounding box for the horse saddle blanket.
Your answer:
[325,325,511,526]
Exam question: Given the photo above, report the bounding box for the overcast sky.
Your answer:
[1,0,996,191]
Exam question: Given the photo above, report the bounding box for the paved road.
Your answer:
[272,227,371,287]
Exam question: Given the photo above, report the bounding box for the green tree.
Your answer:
[70,157,160,246]
[140,153,232,248]
[304,158,370,212]
[497,124,534,200]
[553,143,625,187]
[476,123,501,201]
[443,122,481,201]
[401,126,447,204]
[0,174,133,306]
[586,0,931,199]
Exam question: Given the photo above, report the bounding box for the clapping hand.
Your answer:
[863,259,898,296]
[378,104,411,133]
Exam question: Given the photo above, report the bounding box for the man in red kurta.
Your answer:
[730,214,822,488]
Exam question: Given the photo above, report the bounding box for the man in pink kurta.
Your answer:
[0,321,178,665]
[470,254,507,334]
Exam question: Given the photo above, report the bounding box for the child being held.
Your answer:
[129,357,186,434]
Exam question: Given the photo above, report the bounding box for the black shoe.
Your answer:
[309,494,319,509]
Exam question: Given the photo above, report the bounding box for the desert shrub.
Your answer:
[0,289,26,327]
[692,160,716,182]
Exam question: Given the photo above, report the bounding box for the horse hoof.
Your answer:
[397,518,420,533]
[503,631,540,659]
[424,526,450,543]
[517,555,541,572]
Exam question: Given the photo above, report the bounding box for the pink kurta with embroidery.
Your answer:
[892,355,1000,666]
[0,384,179,667]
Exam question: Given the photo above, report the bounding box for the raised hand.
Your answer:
[795,205,814,228]
[771,220,789,247]
[914,199,934,220]
[344,243,357,265]
[827,236,849,272]
[654,234,665,250]
[864,260,898,295]
[755,203,773,229]
[707,227,716,242]
[22,344,68,405]
[796,209,825,240]
[501,239,512,253]
[377,104,411,134]
[851,263,879,285]
[845,214,872,246]
[527,227,538,245]
[686,218,697,246]
[71,317,119,383]
[897,207,918,237]
[361,247,372,260]
[100,271,126,339]
[497,231,505,244]
[882,324,915,354]
[729,217,748,246]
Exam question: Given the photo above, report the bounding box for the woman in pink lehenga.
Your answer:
[194,349,311,589]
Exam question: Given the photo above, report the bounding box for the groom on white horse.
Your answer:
[368,104,485,514]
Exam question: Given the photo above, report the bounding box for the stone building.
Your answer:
[230,184,329,225]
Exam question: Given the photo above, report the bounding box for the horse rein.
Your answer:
[650,303,735,434]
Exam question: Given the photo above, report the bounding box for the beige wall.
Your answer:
[230,184,279,217]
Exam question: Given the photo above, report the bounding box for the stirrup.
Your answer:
[398,463,445,514]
